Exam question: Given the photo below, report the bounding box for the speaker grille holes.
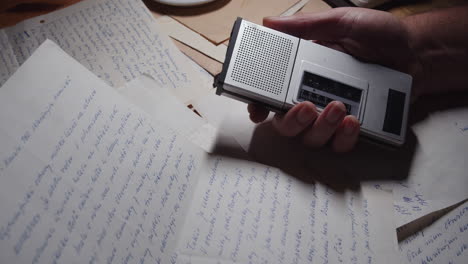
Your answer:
[231,25,293,95]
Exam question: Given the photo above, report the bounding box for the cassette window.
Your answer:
[297,71,363,116]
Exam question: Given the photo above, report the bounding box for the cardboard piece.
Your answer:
[159,0,300,44]
[173,39,223,76]
[157,15,227,63]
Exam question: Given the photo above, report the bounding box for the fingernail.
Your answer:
[344,121,356,135]
[296,105,315,125]
[326,103,345,124]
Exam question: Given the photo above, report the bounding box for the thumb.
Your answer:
[263,8,354,41]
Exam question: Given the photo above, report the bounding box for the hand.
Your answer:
[249,101,360,153]
[249,7,419,152]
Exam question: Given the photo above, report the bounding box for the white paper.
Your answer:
[399,201,468,264]
[193,91,468,226]
[392,183,466,227]
[117,75,219,152]
[174,156,398,264]
[0,30,19,86]
[0,41,401,263]
[0,0,207,102]
[407,109,468,198]
[0,40,205,263]
[392,109,468,226]
[191,89,267,152]
[191,89,237,125]
[120,78,400,263]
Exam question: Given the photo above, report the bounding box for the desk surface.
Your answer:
[1,0,467,29]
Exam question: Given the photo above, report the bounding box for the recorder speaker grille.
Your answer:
[231,25,294,95]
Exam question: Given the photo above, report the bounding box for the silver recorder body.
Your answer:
[214,18,412,146]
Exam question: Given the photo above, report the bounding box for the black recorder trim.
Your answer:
[214,18,241,95]
[383,89,406,136]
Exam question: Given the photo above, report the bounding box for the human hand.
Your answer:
[249,7,419,152]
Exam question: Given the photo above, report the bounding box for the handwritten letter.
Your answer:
[117,76,220,153]
[1,0,206,102]
[392,183,464,227]
[175,157,397,264]
[0,40,204,263]
[0,30,19,86]
[399,201,468,264]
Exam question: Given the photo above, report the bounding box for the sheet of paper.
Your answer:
[191,89,262,152]
[396,200,466,242]
[399,201,468,264]
[392,183,466,227]
[117,75,219,153]
[192,89,243,127]
[168,0,299,44]
[174,156,398,263]
[394,109,468,225]
[0,40,205,263]
[173,39,223,76]
[119,75,395,263]
[0,39,401,264]
[0,0,206,103]
[246,107,467,227]
[0,30,19,86]
[157,16,227,63]
[192,89,468,227]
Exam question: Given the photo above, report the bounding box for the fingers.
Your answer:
[331,115,360,153]
[272,101,318,137]
[302,101,347,147]
[248,101,360,152]
[247,104,269,123]
[263,8,353,41]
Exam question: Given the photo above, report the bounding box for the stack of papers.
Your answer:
[0,0,466,263]
[0,39,398,264]
[0,0,208,103]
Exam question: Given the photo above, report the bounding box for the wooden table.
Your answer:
[2,0,468,28]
